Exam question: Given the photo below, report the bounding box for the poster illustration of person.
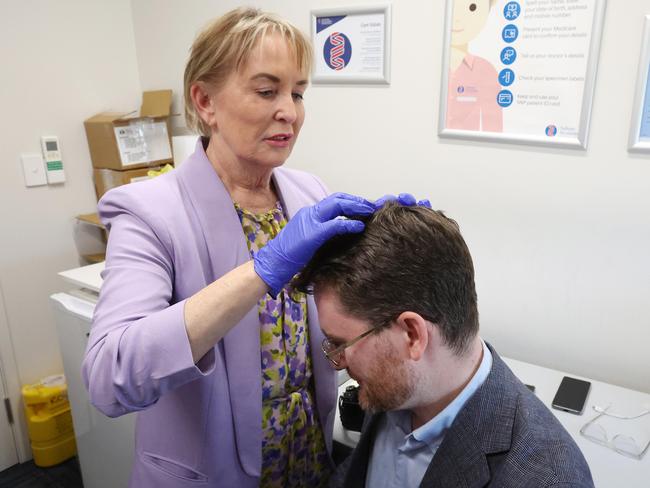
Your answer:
[446,0,503,132]
[441,0,606,148]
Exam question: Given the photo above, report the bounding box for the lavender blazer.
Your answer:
[82,139,336,487]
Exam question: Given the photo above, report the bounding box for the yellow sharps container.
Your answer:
[22,374,77,467]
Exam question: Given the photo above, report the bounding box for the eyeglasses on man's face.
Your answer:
[321,327,379,368]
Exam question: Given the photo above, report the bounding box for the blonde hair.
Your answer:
[184,7,313,136]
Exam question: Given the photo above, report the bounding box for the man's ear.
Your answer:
[394,312,432,361]
[190,81,217,130]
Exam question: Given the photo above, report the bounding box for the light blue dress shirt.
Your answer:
[365,341,493,488]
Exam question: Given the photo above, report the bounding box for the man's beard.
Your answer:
[355,341,417,413]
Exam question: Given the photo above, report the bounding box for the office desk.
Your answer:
[334,357,650,487]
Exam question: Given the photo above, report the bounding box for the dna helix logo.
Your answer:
[329,32,346,70]
[324,31,352,70]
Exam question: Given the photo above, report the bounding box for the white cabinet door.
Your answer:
[51,293,135,488]
[0,368,18,471]
[0,287,19,471]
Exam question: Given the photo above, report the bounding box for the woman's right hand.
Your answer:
[253,193,375,295]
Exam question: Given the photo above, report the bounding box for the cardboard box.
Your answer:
[93,166,164,200]
[84,90,173,170]
[74,213,107,263]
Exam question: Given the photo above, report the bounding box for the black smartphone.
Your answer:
[552,376,591,415]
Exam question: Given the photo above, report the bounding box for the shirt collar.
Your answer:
[387,339,493,453]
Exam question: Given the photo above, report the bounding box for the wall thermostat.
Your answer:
[41,136,66,184]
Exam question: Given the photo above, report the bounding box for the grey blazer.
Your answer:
[332,346,594,488]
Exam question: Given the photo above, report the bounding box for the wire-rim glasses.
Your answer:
[321,327,379,368]
[580,405,650,460]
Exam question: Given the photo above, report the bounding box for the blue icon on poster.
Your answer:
[499,68,515,87]
[323,31,352,70]
[457,86,465,94]
[545,125,558,136]
[500,47,517,65]
[497,90,514,107]
[502,24,519,43]
[504,2,521,20]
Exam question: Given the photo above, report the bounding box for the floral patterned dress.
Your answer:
[235,201,331,488]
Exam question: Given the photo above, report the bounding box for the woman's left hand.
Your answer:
[254,192,375,295]
[374,192,432,209]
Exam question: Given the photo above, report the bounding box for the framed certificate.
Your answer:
[311,5,391,84]
[629,15,650,152]
[438,0,607,149]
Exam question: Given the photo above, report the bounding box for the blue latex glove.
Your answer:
[374,193,432,209]
[254,192,375,296]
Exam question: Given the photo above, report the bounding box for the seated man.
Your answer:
[293,203,594,488]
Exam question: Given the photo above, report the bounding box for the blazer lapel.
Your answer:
[419,423,490,488]
[342,414,383,488]
[176,140,262,477]
[420,346,517,488]
[272,170,337,450]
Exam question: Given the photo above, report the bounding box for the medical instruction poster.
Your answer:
[439,0,606,148]
[638,64,650,142]
[629,15,650,151]
[311,6,391,84]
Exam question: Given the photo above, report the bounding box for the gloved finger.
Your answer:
[373,194,396,209]
[328,192,370,202]
[417,199,432,209]
[397,193,417,206]
[319,218,365,241]
[375,193,419,208]
[316,193,375,221]
[328,192,376,210]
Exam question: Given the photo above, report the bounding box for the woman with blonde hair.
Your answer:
[83,8,377,487]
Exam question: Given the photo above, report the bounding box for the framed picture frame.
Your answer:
[438,0,607,149]
[629,15,650,153]
[311,5,391,84]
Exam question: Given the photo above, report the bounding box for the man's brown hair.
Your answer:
[293,202,479,355]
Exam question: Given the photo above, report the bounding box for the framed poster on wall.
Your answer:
[629,15,650,153]
[311,5,391,84]
[438,0,607,149]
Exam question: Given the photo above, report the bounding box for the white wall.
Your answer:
[0,0,142,458]
[131,0,650,393]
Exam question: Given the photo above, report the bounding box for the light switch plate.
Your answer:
[21,154,47,187]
